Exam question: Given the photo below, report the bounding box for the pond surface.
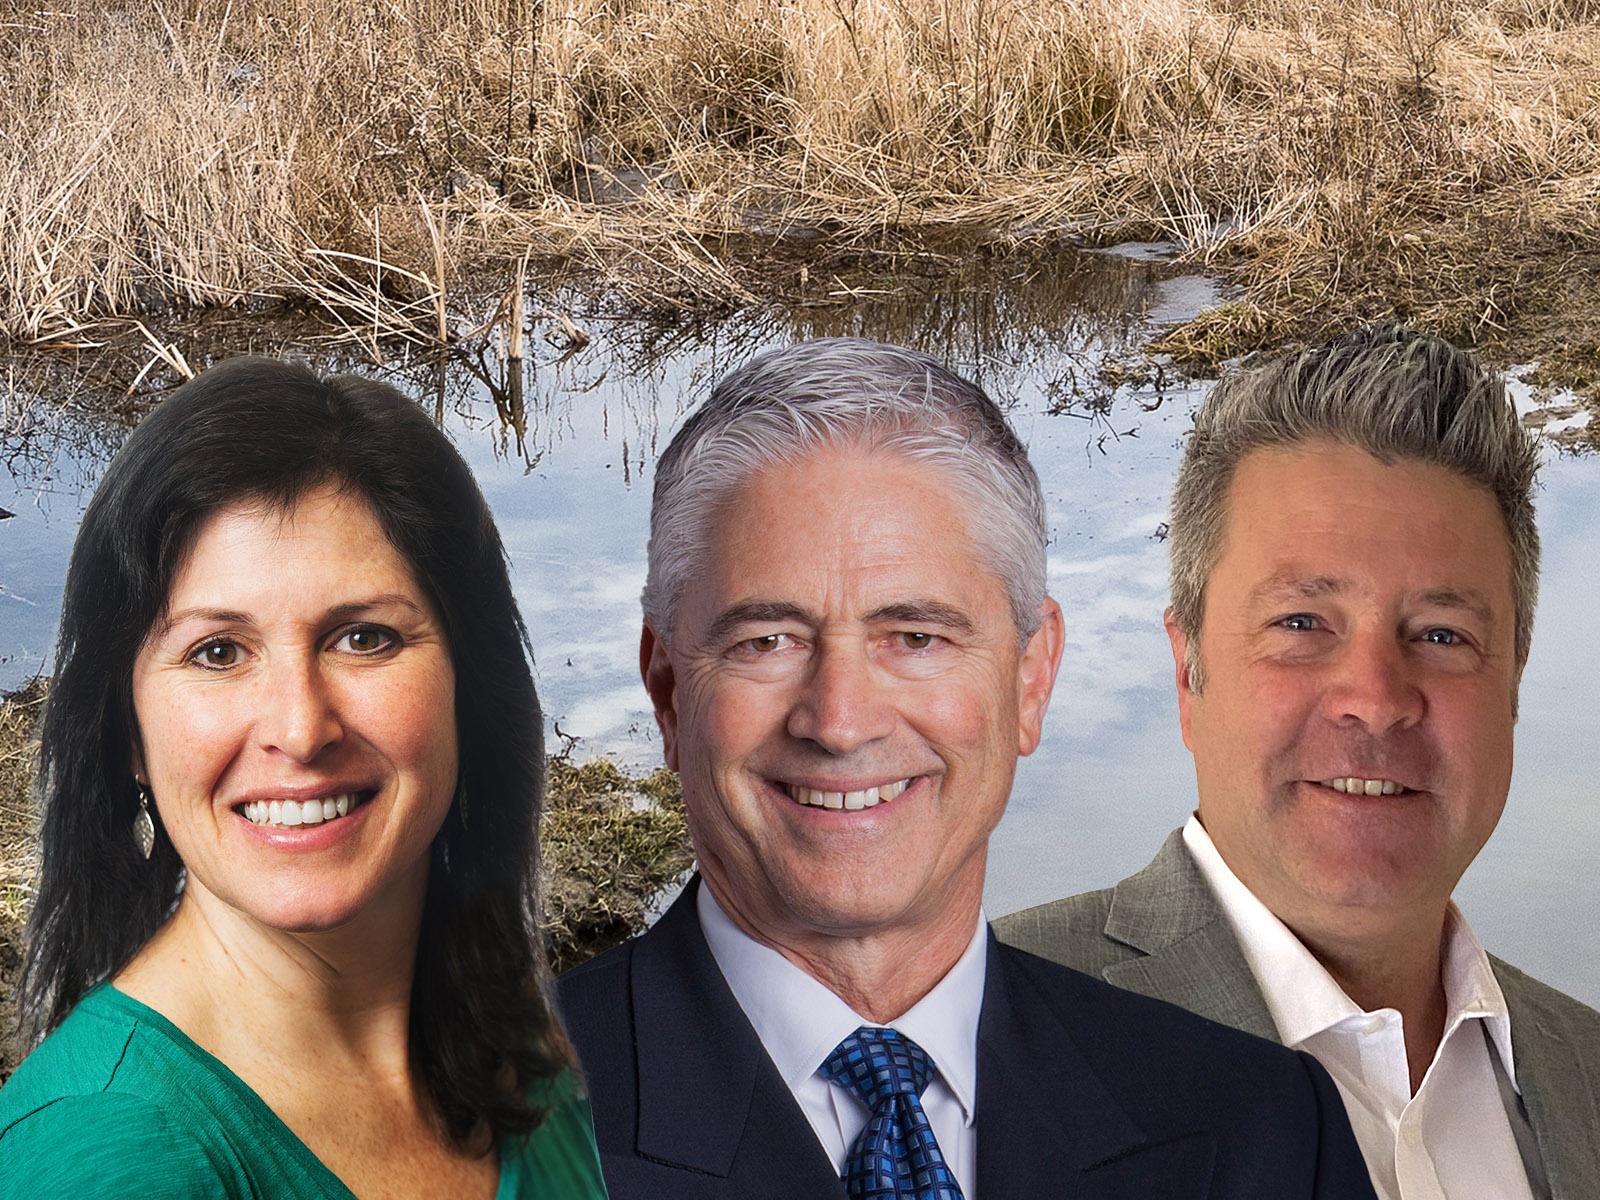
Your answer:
[4,247,1598,1003]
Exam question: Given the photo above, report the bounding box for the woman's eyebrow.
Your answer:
[321,594,428,622]
[155,594,425,637]
[153,607,251,638]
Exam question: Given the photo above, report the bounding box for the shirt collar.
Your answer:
[696,881,987,1125]
[1439,903,1518,1088]
[1181,815,1519,1088]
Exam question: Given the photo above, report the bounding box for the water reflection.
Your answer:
[3,247,1597,1003]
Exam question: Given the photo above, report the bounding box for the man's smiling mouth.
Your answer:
[1315,777,1410,796]
[782,778,914,811]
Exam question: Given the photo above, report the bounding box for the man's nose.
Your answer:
[785,640,896,754]
[255,658,344,763]
[1321,631,1426,734]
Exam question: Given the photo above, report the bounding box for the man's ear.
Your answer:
[1164,607,1197,752]
[1016,597,1066,757]
[640,623,680,772]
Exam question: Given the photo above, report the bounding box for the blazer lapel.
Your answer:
[630,882,845,1195]
[1494,960,1600,1200]
[1100,831,1279,1043]
[977,935,1215,1200]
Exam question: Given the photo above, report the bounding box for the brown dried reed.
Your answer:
[1,0,1598,373]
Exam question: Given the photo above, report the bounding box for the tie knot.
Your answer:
[822,1026,936,1111]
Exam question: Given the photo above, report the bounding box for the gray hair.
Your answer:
[1169,324,1540,690]
[643,337,1048,642]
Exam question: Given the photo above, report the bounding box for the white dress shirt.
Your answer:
[697,883,985,1197]
[1183,816,1541,1200]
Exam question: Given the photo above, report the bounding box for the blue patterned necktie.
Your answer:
[821,1026,966,1200]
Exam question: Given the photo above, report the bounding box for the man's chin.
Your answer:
[773,870,942,940]
[1273,847,1455,926]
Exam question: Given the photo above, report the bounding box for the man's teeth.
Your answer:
[242,794,357,827]
[1320,778,1406,796]
[785,779,912,810]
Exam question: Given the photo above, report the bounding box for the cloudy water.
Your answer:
[4,248,1597,1003]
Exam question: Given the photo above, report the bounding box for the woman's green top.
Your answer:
[0,984,608,1199]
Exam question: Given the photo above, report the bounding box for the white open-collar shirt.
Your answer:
[1183,816,1544,1200]
[697,882,985,1197]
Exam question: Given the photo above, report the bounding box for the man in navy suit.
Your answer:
[558,338,1377,1199]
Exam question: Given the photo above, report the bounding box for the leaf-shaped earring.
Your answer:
[133,785,156,860]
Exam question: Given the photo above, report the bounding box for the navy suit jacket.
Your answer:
[557,880,1378,1199]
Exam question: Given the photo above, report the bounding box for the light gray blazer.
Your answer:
[994,830,1600,1200]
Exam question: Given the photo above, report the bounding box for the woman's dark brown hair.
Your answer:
[20,357,567,1144]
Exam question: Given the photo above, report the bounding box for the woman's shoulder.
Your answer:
[0,1089,222,1198]
[0,986,145,1126]
[500,1069,608,1200]
[0,987,236,1197]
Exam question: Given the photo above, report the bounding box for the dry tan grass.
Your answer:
[1,0,1598,374]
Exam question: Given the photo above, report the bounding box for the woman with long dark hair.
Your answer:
[0,359,606,1198]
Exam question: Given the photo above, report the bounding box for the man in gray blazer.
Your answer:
[997,325,1600,1200]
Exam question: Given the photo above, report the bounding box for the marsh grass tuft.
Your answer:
[2,0,1599,377]
[0,679,44,1085]
[541,756,694,975]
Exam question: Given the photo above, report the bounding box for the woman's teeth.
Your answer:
[242,794,358,828]
[785,778,911,810]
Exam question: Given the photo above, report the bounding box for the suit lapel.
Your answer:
[976,936,1215,1200]
[631,882,845,1195]
[1494,960,1600,1200]
[1100,831,1279,1043]
[1104,839,1600,1197]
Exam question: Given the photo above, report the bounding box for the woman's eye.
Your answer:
[336,626,396,654]
[190,640,242,670]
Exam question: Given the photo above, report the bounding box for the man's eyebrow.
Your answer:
[1415,588,1495,626]
[1247,575,1347,607]
[865,600,977,635]
[155,594,425,638]
[701,601,816,646]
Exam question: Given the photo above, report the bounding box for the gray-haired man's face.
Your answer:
[1167,439,1518,941]
[642,443,1063,947]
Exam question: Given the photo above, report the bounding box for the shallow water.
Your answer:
[4,247,1597,1003]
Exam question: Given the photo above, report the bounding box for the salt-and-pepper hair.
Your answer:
[1168,323,1541,691]
[643,337,1048,642]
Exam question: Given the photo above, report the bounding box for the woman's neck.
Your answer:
[114,863,428,1084]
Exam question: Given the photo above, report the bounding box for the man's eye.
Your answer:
[335,626,397,654]
[1421,627,1460,646]
[1279,614,1321,631]
[898,631,938,650]
[190,640,243,670]
[744,634,788,653]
